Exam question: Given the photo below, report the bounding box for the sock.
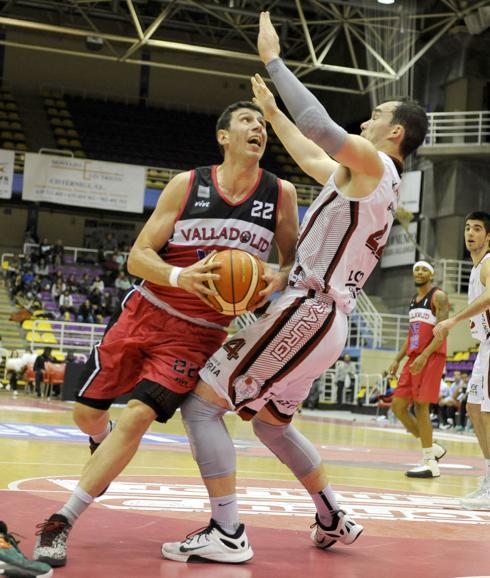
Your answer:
[57,485,94,525]
[209,494,240,534]
[311,484,339,527]
[90,420,112,444]
[485,459,490,484]
[422,447,435,462]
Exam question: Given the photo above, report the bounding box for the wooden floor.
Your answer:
[1,391,489,578]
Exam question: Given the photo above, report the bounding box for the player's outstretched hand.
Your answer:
[251,74,277,122]
[257,11,280,65]
[177,251,221,305]
[433,318,456,340]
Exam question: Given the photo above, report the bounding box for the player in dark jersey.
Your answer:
[390,261,449,478]
[33,101,298,567]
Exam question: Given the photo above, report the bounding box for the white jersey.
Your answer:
[468,252,490,342]
[288,151,401,313]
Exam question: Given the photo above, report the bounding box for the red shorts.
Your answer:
[77,290,227,402]
[393,353,446,404]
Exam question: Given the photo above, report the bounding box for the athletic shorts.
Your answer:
[199,288,347,423]
[393,352,446,404]
[467,339,490,412]
[76,289,227,414]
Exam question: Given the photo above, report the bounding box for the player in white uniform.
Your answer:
[162,12,429,564]
[434,211,490,509]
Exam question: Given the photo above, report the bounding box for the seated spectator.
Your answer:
[51,239,65,266]
[113,250,126,269]
[114,271,131,300]
[90,275,105,293]
[21,267,34,288]
[33,258,50,277]
[51,277,66,300]
[90,287,103,307]
[78,273,91,295]
[438,375,458,429]
[454,371,470,431]
[9,273,23,302]
[58,289,76,319]
[101,292,115,318]
[103,253,121,283]
[65,273,78,293]
[77,299,95,323]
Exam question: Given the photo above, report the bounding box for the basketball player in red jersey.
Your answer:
[389,261,449,478]
[162,12,428,564]
[33,101,298,567]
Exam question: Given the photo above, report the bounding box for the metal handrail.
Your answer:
[22,243,129,264]
[436,259,472,294]
[29,319,105,352]
[425,111,490,146]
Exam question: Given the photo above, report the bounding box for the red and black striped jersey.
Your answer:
[288,152,400,314]
[407,286,447,356]
[144,165,282,325]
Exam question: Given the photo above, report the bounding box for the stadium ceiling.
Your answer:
[0,0,489,94]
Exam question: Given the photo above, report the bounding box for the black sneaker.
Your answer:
[88,420,113,496]
[33,514,72,568]
[0,521,53,577]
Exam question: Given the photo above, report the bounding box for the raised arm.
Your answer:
[257,12,383,183]
[251,74,335,185]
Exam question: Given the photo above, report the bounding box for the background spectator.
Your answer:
[334,354,356,405]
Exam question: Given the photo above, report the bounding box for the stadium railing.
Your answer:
[437,259,472,294]
[28,319,105,352]
[424,111,490,146]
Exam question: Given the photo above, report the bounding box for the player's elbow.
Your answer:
[126,247,141,276]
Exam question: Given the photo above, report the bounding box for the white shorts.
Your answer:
[467,339,490,412]
[199,288,348,422]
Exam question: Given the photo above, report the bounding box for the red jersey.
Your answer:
[407,286,447,356]
[143,165,282,326]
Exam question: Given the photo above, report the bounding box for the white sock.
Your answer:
[209,494,240,534]
[91,420,112,444]
[485,458,490,484]
[311,484,339,527]
[422,447,435,462]
[58,485,94,525]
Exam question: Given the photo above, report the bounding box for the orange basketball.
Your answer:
[205,249,266,316]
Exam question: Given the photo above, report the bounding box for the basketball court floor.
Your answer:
[1,392,489,578]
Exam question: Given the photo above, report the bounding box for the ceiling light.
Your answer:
[377,0,395,4]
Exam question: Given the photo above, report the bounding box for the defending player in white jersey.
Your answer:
[434,211,490,510]
[161,11,429,565]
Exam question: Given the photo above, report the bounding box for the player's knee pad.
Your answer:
[252,418,321,479]
[181,393,236,479]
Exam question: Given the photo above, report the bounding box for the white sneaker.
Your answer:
[310,511,363,549]
[432,441,447,461]
[460,485,490,510]
[463,478,490,499]
[161,519,253,564]
[406,459,440,478]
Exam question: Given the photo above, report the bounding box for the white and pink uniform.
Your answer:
[200,152,402,421]
[467,252,490,411]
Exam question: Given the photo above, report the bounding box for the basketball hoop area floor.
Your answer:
[1,394,489,578]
